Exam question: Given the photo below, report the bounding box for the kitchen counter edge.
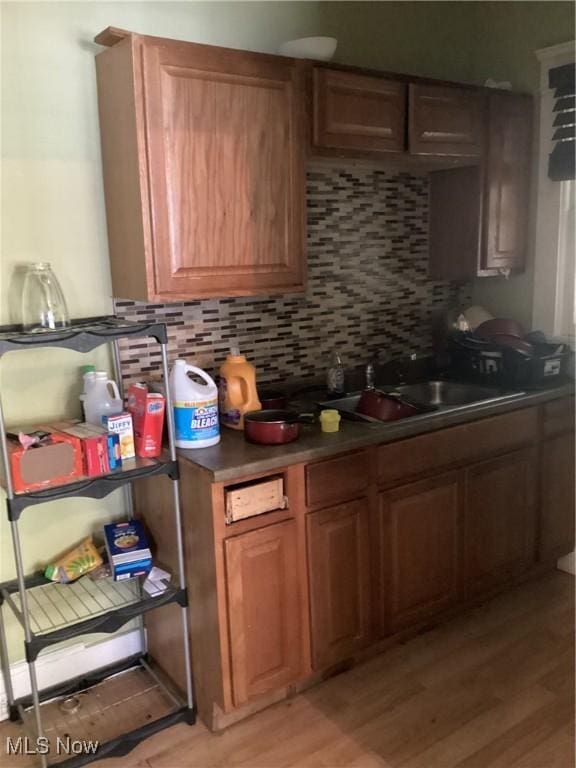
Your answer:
[177,383,574,483]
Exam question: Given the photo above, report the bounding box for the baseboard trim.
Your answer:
[0,630,143,721]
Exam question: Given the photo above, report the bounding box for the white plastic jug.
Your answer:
[84,371,123,426]
[169,359,220,449]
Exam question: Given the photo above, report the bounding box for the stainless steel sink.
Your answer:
[391,380,510,407]
[318,380,521,424]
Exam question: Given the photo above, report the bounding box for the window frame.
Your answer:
[532,41,575,344]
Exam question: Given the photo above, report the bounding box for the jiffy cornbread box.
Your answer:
[102,412,135,460]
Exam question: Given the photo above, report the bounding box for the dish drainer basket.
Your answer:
[448,333,572,389]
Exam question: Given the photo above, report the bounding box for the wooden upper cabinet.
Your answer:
[95,32,306,301]
[464,448,537,598]
[429,92,533,278]
[409,84,485,157]
[481,93,533,273]
[378,473,462,635]
[312,68,406,154]
[307,499,372,669]
[225,520,304,707]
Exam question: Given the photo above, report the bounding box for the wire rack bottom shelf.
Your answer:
[19,660,193,767]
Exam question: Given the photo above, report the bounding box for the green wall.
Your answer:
[319,1,478,82]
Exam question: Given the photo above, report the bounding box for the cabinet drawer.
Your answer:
[377,408,538,486]
[306,450,370,508]
[542,397,575,438]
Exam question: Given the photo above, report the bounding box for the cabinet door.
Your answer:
[225,520,303,706]
[313,69,406,154]
[409,84,485,157]
[464,448,537,597]
[141,42,306,299]
[307,499,371,669]
[378,472,462,634]
[539,431,576,561]
[482,94,532,272]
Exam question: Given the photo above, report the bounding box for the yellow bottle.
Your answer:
[218,348,261,430]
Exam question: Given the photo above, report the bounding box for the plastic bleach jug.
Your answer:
[169,359,220,449]
[84,371,123,426]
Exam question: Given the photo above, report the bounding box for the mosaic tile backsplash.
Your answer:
[114,164,472,387]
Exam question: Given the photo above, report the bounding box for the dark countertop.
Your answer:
[178,381,574,483]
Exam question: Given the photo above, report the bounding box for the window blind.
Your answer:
[548,61,576,181]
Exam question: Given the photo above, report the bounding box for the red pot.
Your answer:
[357,389,418,421]
[258,390,289,410]
[244,410,313,445]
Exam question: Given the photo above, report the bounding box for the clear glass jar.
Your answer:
[21,262,70,331]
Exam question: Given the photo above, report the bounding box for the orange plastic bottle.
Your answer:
[218,348,261,430]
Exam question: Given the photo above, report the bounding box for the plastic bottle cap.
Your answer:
[81,365,96,374]
[320,409,341,432]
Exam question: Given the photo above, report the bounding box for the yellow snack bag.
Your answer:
[44,538,103,583]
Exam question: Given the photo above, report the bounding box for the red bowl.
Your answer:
[357,390,418,421]
[476,318,525,340]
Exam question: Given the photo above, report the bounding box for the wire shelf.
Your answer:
[1,574,185,660]
[19,660,189,767]
[12,578,162,634]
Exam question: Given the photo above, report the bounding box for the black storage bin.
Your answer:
[449,333,572,390]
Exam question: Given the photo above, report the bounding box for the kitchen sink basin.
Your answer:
[316,393,434,423]
[391,380,511,407]
[318,380,521,424]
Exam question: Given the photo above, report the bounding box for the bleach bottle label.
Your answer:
[174,398,219,442]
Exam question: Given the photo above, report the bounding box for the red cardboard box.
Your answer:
[127,384,165,458]
[4,428,83,494]
[53,421,121,476]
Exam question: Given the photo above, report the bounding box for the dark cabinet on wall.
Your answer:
[409,84,485,157]
[312,68,406,154]
[429,93,533,278]
[482,94,533,272]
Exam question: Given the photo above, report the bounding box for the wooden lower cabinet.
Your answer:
[225,519,303,706]
[307,499,372,669]
[378,472,462,633]
[464,448,537,597]
[539,431,575,561]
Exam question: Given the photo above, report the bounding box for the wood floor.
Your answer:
[1,571,574,768]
